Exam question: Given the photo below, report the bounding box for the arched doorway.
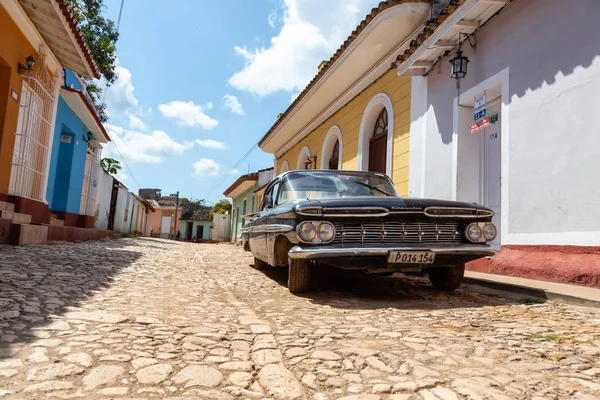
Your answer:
[368,108,388,173]
[357,93,394,176]
[320,125,343,170]
[329,140,340,170]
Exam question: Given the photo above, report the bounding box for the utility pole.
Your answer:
[173,191,179,240]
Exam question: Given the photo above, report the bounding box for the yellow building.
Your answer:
[259,1,432,196]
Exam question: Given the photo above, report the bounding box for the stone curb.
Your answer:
[462,276,600,308]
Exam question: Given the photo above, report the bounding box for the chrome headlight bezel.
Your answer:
[482,223,497,241]
[465,222,497,243]
[297,221,336,244]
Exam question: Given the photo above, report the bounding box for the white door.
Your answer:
[483,101,501,246]
[160,216,171,237]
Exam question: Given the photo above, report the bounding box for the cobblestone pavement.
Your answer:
[1,238,600,400]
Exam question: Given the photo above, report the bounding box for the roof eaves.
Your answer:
[223,173,258,197]
[55,0,101,79]
[61,86,110,142]
[258,0,427,148]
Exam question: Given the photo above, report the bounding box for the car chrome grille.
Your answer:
[332,221,461,246]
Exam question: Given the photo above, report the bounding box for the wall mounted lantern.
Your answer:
[18,55,36,74]
[450,49,469,80]
[304,156,317,170]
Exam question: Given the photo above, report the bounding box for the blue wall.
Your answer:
[46,96,88,214]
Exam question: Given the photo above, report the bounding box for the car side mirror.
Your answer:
[264,195,273,209]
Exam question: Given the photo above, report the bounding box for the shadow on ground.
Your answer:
[0,238,144,360]
[260,263,515,310]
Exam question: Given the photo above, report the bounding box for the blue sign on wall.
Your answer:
[474,93,487,121]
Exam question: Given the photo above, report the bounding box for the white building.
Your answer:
[399,0,600,285]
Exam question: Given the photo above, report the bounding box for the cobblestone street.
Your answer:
[1,238,599,399]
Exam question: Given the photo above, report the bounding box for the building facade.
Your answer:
[0,0,99,226]
[46,69,110,228]
[259,1,433,197]
[399,0,600,286]
[224,167,274,242]
[180,206,212,241]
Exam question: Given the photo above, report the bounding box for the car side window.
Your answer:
[260,179,279,211]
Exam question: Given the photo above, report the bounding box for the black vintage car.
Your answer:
[241,170,498,293]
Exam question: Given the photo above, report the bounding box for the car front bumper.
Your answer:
[288,244,498,260]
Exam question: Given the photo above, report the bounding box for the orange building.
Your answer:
[0,0,99,226]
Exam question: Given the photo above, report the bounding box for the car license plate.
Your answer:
[388,251,435,264]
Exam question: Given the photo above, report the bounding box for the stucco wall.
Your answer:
[94,169,113,230]
[46,96,88,214]
[0,5,40,194]
[410,0,600,245]
[112,187,136,234]
[180,220,211,240]
[275,69,412,195]
[231,184,257,241]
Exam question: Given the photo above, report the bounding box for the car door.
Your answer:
[250,179,279,262]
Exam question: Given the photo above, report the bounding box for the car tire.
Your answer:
[288,258,311,293]
[252,257,269,270]
[427,263,465,291]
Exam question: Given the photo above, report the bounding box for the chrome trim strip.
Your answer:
[322,206,390,217]
[296,206,323,216]
[248,224,294,234]
[288,244,498,260]
[423,206,494,218]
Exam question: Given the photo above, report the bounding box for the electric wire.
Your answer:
[200,143,259,200]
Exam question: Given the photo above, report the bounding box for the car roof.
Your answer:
[274,169,388,180]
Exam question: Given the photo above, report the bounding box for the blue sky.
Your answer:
[99,0,375,204]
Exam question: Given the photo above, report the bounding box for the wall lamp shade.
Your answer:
[450,50,469,80]
[18,55,36,74]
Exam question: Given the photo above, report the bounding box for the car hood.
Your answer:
[298,197,491,212]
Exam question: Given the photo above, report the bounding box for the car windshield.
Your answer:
[278,171,398,204]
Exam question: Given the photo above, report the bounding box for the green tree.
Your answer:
[101,157,121,175]
[66,0,118,121]
[210,199,232,218]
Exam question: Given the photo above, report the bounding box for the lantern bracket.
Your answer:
[459,32,476,50]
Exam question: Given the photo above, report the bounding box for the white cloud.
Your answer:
[192,158,221,178]
[104,124,193,164]
[223,94,245,116]
[268,9,278,28]
[158,101,218,129]
[104,65,139,119]
[229,0,372,96]
[128,115,147,131]
[195,139,226,150]
[231,169,241,174]
[206,102,214,110]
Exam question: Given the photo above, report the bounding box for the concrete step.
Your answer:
[49,218,64,227]
[0,200,15,212]
[0,210,32,224]
[0,218,12,244]
[12,224,48,245]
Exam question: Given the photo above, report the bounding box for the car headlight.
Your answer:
[466,223,482,242]
[297,221,335,243]
[298,222,317,242]
[317,223,335,242]
[482,223,497,241]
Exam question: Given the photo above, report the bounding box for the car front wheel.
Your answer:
[427,263,465,291]
[288,258,311,293]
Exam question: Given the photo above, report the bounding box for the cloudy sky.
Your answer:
[100,0,375,203]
